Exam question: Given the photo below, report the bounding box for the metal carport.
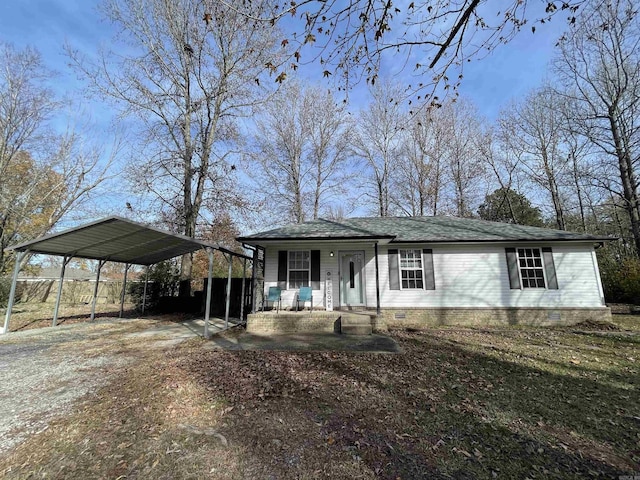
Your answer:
[2,216,252,337]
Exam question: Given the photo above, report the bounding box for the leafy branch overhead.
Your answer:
[217,0,585,97]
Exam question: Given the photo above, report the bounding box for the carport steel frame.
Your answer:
[2,217,253,338]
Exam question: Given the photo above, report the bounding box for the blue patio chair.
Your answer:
[263,286,282,312]
[296,286,313,312]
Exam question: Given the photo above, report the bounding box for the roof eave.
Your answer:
[389,236,615,244]
[238,235,615,245]
[237,235,396,245]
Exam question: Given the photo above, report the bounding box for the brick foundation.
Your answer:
[377,307,612,328]
[246,312,342,334]
[246,307,612,333]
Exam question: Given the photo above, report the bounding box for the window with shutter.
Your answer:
[505,247,559,290]
[399,249,424,289]
[288,250,310,289]
[518,248,546,288]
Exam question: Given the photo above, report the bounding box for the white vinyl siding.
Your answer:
[377,243,604,308]
[263,243,375,309]
[262,242,604,309]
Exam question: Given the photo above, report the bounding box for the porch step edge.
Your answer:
[340,314,373,335]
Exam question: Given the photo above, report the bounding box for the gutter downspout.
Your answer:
[374,242,381,315]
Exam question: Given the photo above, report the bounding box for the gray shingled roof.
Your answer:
[238,216,612,243]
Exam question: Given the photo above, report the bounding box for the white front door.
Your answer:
[339,251,365,307]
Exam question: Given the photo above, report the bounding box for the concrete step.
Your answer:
[340,314,372,335]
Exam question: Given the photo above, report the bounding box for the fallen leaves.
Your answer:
[2,325,639,479]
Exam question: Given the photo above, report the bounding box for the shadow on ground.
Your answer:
[205,331,402,353]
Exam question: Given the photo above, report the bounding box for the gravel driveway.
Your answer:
[0,318,200,455]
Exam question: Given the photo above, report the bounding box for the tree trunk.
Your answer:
[609,112,640,256]
[179,207,195,297]
[314,159,321,220]
[179,253,193,297]
[541,150,565,230]
[571,152,587,232]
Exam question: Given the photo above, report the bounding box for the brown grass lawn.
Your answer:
[3,301,140,332]
[0,314,639,479]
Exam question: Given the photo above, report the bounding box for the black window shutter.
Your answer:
[422,249,435,290]
[505,248,521,289]
[277,251,287,289]
[388,249,400,290]
[310,250,320,289]
[542,247,558,289]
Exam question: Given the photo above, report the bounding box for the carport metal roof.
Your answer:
[7,216,224,265]
[3,216,253,337]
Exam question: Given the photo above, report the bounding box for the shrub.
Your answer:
[0,277,10,308]
[128,260,181,312]
[598,246,640,305]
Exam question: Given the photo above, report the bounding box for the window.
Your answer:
[517,248,546,288]
[288,250,310,289]
[399,249,424,289]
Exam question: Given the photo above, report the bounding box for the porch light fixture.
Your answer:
[330,251,334,257]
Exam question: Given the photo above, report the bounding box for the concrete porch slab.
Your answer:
[203,332,401,353]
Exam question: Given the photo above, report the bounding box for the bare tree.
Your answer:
[250,82,353,223]
[555,96,596,232]
[394,105,447,216]
[0,43,114,274]
[353,82,405,216]
[251,83,310,224]
[476,125,527,222]
[68,0,284,294]
[555,0,640,254]
[440,98,486,217]
[499,88,569,229]
[306,88,354,219]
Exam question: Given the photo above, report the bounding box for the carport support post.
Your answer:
[2,250,27,334]
[90,259,107,322]
[251,252,257,313]
[204,248,214,339]
[239,257,247,322]
[52,256,72,327]
[119,263,130,318]
[141,266,150,314]
[225,253,232,329]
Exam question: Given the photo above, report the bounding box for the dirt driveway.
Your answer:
[0,317,201,455]
[0,316,399,460]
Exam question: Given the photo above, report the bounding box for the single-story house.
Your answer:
[238,216,612,331]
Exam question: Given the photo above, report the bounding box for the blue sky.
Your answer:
[0,0,568,120]
[0,0,570,226]
[0,1,106,87]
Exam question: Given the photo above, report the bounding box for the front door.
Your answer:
[339,251,365,307]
